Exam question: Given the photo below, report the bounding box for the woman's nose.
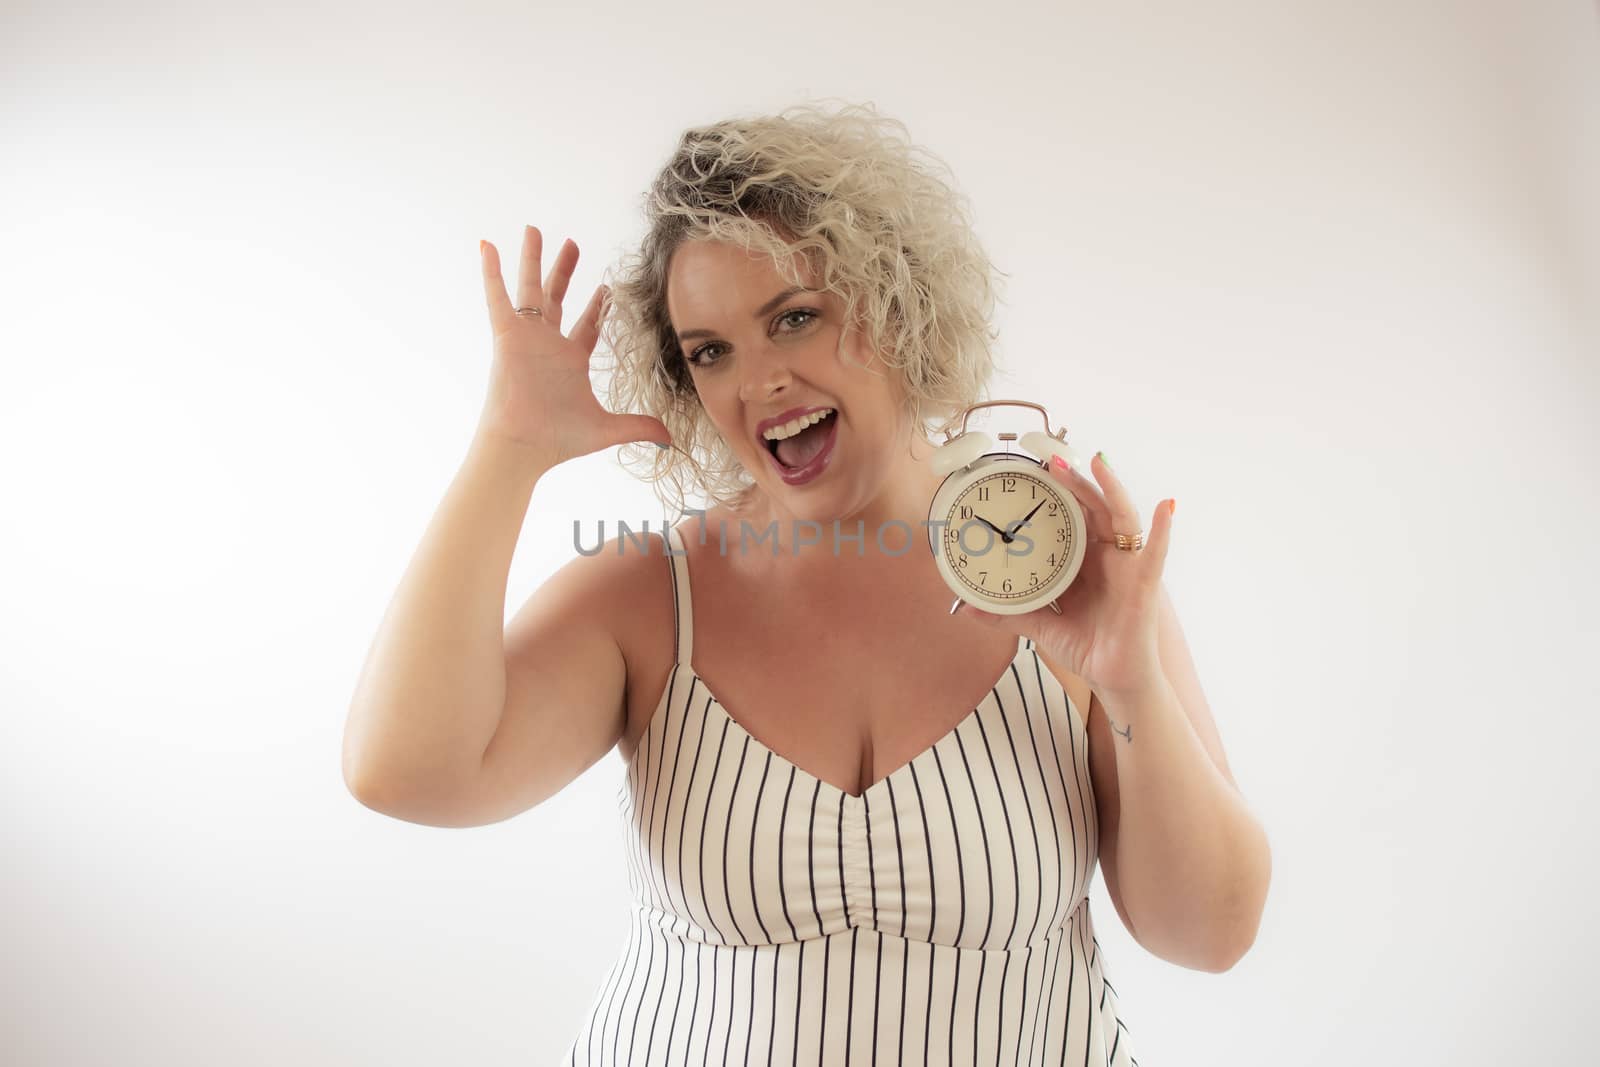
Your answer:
[740,357,793,403]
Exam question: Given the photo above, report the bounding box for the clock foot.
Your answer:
[948,597,965,616]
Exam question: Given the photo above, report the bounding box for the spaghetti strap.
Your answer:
[663,524,693,667]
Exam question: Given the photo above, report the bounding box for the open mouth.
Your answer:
[762,409,838,483]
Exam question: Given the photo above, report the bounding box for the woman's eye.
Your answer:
[688,308,818,366]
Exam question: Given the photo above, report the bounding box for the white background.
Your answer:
[3,2,1597,1064]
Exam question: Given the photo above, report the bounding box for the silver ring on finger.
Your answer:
[514,306,545,318]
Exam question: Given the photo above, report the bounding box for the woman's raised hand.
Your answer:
[475,225,672,465]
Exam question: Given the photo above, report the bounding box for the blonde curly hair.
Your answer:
[597,99,1007,522]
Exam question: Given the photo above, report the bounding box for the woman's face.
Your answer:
[665,238,920,533]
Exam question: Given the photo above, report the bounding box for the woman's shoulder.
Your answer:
[585,522,679,638]
[539,523,678,682]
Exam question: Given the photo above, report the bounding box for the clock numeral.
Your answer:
[957,553,968,568]
[1002,477,1016,493]
[1048,553,1057,566]
[977,486,990,502]
[1029,572,1038,586]
[1002,578,1013,593]
[1047,501,1057,515]
[1055,528,1066,543]
[958,505,973,520]
[978,571,988,585]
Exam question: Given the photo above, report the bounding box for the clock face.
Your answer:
[939,468,1076,603]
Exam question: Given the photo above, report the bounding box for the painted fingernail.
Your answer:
[1097,451,1112,471]
[1051,454,1069,472]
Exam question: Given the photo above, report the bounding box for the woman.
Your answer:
[343,102,1270,1065]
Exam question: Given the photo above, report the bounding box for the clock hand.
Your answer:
[973,513,1011,543]
[1002,505,1042,542]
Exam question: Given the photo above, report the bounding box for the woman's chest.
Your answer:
[618,533,1092,797]
[618,619,1102,951]
[688,621,1025,798]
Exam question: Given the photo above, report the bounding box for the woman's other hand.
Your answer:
[476,225,672,465]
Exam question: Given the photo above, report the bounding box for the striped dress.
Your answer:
[561,524,1139,1066]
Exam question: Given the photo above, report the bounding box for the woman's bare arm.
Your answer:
[341,432,559,806]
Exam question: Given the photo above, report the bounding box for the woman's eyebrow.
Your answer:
[675,285,812,344]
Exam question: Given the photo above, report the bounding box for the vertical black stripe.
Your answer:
[790,940,805,1067]
[778,767,800,940]
[1015,659,1066,937]
[862,790,883,1066]
[679,940,703,1066]
[767,941,781,1067]
[680,693,718,937]
[722,737,752,943]
[719,945,739,1065]
[896,928,910,1067]
[951,726,992,1066]
[885,778,908,937]
[906,764,936,939]
[623,912,657,1063]
[836,799,847,925]
[1030,935,1050,1063]
[748,752,775,942]
[698,720,733,945]
[973,695,1021,948]
[807,780,824,935]
[1030,653,1086,912]
[699,931,719,1067]
[996,681,1046,944]
[598,906,642,1066]
[650,901,687,1064]
[930,748,966,942]
[814,783,831,1067]
[583,908,632,1064]
[906,763,937,1061]
[1072,909,1088,1066]
[951,729,994,948]
[746,939,758,1066]
[844,924,859,1065]
[658,673,696,925]
[636,668,677,913]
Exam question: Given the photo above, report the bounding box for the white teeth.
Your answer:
[761,408,835,441]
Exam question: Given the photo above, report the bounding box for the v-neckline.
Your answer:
[679,632,1030,805]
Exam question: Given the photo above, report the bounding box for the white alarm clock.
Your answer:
[926,400,1089,616]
